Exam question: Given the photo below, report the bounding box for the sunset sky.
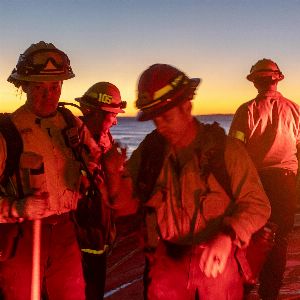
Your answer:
[1,0,300,116]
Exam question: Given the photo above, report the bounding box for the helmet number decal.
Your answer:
[98,93,112,104]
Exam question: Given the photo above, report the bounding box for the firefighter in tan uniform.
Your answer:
[74,82,126,300]
[0,41,100,300]
[103,64,271,300]
[229,58,300,300]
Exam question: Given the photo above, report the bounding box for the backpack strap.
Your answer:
[0,114,24,198]
[57,105,77,127]
[136,129,167,203]
[200,122,233,200]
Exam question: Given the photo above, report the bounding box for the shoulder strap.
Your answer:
[57,104,101,188]
[0,114,24,196]
[201,122,233,199]
[137,130,167,203]
[57,105,77,128]
[57,105,85,152]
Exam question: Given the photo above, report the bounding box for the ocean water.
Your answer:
[110,114,233,157]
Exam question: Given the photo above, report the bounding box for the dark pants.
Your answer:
[258,169,297,300]
[82,251,107,300]
[144,241,243,300]
[0,214,85,300]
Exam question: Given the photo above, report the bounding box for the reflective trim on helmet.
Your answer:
[153,74,184,100]
[139,98,163,110]
[139,74,190,110]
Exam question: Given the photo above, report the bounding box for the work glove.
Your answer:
[14,191,49,220]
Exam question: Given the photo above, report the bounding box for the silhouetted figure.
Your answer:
[230,58,300,300]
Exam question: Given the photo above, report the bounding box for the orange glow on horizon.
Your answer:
[1,74,300,117]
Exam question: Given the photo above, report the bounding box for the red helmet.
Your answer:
[136,64,200,121]
[75,82,126,113]
[247,58,284,82]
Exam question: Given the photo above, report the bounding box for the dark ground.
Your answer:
[104,214,300,300]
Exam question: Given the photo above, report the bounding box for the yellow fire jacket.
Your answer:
[0,105,100,222]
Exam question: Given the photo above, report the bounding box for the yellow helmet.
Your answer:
[75,82,126,113]
[8,41,75,87]
[247,58,284,82]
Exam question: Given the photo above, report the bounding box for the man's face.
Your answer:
[23,81,62,117]
[253,77,278,92]
[153,101,192,147]
[101,112,118,133]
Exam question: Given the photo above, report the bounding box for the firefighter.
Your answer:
[103,63,271,299]
[0,41,100,299]
[76,82,126,155]
[74,82,126,300]
[229,59,300,300]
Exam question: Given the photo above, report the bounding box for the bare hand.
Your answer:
[199,234,232,278]
[103,143,126,175]
[22,192,49,220]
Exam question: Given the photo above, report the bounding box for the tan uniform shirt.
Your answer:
[127,124,270,247]
[229,91,300,172]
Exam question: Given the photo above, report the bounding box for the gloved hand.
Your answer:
[14,192,49,220]
[199,233,232,278]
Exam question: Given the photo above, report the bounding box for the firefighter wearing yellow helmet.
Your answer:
[0,41,100,299]
[74,82,126,300]
[230,58,300,299]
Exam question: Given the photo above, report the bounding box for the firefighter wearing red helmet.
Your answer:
[103,63,270,299]
[0,41,100,299]
[230,58,300,300]
[73,82,126,300]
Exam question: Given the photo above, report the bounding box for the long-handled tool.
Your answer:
[31,219,41,300]
[20,152,45,300]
